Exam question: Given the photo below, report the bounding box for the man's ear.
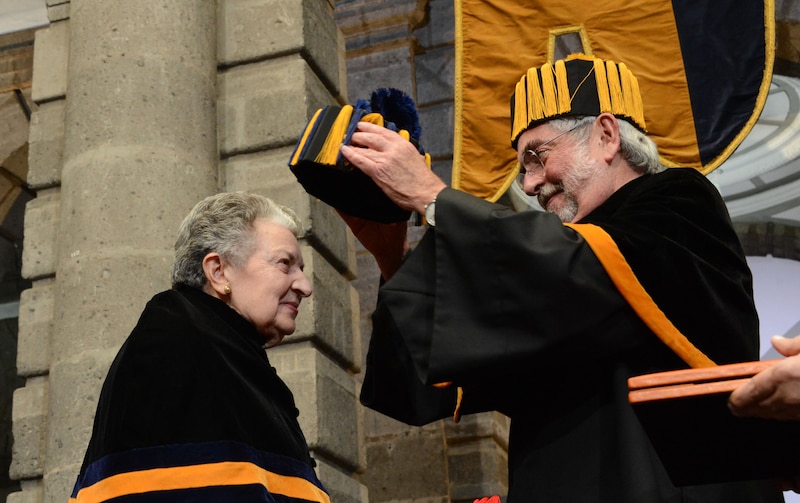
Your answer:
[202,252,229,297]
[595,113,621,164]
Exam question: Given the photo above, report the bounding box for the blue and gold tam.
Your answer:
[510,53,647,149]
[288,88,431,223]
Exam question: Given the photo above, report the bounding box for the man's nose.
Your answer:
[523,171,545,196]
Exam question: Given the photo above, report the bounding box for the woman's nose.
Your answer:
[294,272,313,298]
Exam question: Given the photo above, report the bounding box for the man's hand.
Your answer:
[336,209,409,280]
[340,121,446,214]
[729,335,800,421]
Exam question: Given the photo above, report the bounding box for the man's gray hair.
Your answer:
[171,192,302,289]
[549,116,664,175]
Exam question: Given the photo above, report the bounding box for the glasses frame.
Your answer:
[516,123,586,189]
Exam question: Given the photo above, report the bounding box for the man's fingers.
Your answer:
[729,367,777,414]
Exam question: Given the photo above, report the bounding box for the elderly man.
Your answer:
[339,54,782,502]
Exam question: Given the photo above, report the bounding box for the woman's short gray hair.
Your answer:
[171,192,302,289]
[548,116,664,175]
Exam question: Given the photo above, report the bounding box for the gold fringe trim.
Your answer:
[540,62,558,118]
[361,112,384,126]
[512,80,527,142]
[606,60,624,116]
[554,59,571,115]
[619,63,646,129]
[315,105,353,165]
[290,108,323,166]
[593,58,612,114]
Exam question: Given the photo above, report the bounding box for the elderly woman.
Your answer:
[70,192,328,503]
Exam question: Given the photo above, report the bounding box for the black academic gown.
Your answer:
[362,168,783,502]
[70,284,329,503]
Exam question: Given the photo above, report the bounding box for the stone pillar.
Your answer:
[11,1,220,501]
[12,0,368,501]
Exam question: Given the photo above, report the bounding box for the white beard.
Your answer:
[538,145,600,223]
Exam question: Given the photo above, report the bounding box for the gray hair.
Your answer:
[171,192,302,289]
[548,116,664,175]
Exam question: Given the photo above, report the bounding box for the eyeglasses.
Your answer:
[516,123,585,189]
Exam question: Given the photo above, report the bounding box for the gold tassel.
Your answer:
[528,67,547,122]
[316,105,354,165]
[540,62,558,118]
[361,112,384,126]
[554,59,571,115]
[453,386,464,423]
[525,68,536,122]
[620,63,646,130]
[431,382,464,423]
[290,108,323,166]
[512,79,528,141]
[398,129,410,141]
[606,60,624,116]
[593,58,612,115]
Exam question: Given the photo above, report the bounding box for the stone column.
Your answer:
[13,1,220,501]
[11,0,376,501]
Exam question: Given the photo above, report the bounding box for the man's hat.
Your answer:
[288,88,430,223]
[510,53,647,148]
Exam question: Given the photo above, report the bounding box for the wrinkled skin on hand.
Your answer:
[339,121,446,215]
[729,335,800,421]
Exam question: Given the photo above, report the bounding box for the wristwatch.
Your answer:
[424,198,436,227]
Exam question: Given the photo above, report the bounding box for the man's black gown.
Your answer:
[361,168,783,502]
[70,285,329,503]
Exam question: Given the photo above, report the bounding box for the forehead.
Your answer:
[251,219,299,251]
[515,123,561,155]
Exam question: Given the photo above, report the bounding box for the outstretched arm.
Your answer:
[336,210,409,280]
[337,121,446,279]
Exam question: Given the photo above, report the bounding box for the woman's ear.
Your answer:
[202,252,230,298]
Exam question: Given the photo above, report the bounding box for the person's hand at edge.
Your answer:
[729,335,800,421]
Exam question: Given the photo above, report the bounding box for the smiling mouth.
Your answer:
[538,183,564,210]
[281,302,299,314]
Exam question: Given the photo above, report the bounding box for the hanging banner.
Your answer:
[453,0,775,201]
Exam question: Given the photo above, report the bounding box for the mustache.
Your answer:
[537,182,564,208]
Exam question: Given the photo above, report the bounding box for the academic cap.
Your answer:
[288,88,431,223]
[510,53,647,149]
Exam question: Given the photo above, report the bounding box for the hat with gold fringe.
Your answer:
[510,53,647,148]
[288,88,431,223]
